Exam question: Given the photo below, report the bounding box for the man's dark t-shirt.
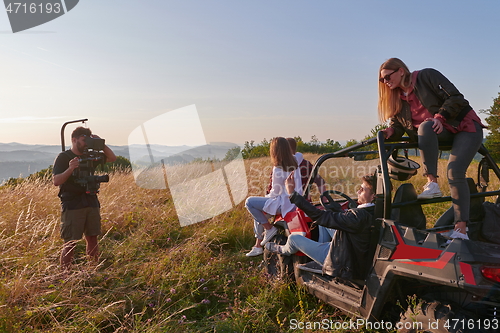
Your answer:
[53,150,100,211]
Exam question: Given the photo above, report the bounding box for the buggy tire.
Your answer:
[399,299,483,333]
[263,233,295,281]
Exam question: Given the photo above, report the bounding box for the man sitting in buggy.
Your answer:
[265,173,376,280]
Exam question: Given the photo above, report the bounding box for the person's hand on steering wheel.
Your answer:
[321,190,358,212]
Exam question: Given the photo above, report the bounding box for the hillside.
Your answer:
[0,152,491,331]
[0,155,347,332]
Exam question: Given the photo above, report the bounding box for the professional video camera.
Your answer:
[61,119,109,195]
[72,136,109,194]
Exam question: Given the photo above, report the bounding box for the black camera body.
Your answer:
[73,137,109,194]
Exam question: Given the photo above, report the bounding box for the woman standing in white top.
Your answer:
[244,137,303,257]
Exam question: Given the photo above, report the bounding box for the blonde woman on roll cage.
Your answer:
[378,58,485,240]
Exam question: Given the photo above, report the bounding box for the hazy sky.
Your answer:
[0,1,499,146]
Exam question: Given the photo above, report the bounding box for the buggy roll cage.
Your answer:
[303,131,500,221]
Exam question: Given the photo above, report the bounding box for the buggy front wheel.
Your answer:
[398,299,482,333]
[263,233,295,281]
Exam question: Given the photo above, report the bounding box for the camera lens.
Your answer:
[95,175,109,183]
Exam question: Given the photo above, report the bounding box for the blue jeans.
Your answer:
[318,226,335,243]
[245,196,281,239]
[418,120,483,223]
[281,233,331,265]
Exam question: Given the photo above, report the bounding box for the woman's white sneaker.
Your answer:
[446,228,469,244]
[449,228,469,240]
[260,226,278,246]
[417,181,443,199]
[245,247,263,257]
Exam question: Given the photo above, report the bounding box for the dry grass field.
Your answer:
[0,153,497,332]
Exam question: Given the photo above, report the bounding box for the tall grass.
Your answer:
[0,155,497,332]
[0,164,343,332]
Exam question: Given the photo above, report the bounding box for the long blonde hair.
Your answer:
[378,58,412,121]
[270,137,297,172]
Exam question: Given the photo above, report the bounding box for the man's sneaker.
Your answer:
[245,247,263,257]
[260,226,278,246]
[265,242,283,254]
[297,261,324,274]
[417,181,442,199]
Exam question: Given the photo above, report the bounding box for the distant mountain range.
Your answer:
[0,142,127,183]
[128,142,240,166]
[0,142,241,183]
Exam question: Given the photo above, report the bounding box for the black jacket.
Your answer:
[389,68,472,141]
[290,192,375,280]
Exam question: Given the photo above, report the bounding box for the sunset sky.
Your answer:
[0,1,499,147]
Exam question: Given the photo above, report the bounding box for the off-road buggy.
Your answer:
[264,131,500,333]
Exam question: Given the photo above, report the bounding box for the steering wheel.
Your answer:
[321,190,358,212]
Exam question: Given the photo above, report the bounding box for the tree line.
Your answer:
[238,124,387,159]
[237,89,500,161]
[482,89,500,161]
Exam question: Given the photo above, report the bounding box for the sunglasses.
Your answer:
[379,69,399,83]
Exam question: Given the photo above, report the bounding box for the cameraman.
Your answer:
[53,127,116,268]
